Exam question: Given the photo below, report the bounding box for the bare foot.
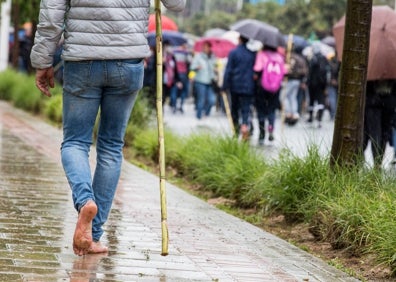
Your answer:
[87,241,108,254]
[73,200,97,256]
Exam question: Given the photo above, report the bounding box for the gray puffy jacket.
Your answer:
[30,0,185,69]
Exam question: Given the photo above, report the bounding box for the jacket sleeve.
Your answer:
[30,0,68,69]
[189,54,201,72]
[161,0,186,12]
[222,54,234,90]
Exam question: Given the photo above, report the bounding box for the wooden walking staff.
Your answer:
[220,91,235,136]
[154,0,169,256]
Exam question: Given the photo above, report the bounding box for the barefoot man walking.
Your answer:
[31,0,185,256]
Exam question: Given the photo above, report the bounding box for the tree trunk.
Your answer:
[330,0,373,168]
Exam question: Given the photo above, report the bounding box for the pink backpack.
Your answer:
[259,51,285,93]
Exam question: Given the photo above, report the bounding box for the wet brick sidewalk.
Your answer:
[0,101,359,281]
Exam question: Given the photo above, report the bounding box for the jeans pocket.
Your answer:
[117,60,144,94]
[63,61,91,96]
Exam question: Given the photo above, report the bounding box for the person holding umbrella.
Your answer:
[31,0,185,256]
[222,35,257,140]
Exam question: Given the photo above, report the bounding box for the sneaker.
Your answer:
[268,133,274,141]
[258,138,264,146]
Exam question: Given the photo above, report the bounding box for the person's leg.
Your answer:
[61,61,103,255]
[194,82,205,119]
[365,106,383,167]
[169,84,178,112]
[255,93,266,144]
[283,80,294,119]
[316,85,326,127]
[240,95,253,126]
[239,95,253,141]
[307,85,315,122]
[327,85,337,120]
[91,59,143,245]
[267,110,276,141]
[297,84,305,115]
[230,91,240,135]
[162,84,171,107]
[380,107,393,164]
[179,74,189,112]
[289,80,301,119]
[392,127,396,163]
[204,85,217,117]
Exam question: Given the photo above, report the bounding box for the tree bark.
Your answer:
[330,0,373,168]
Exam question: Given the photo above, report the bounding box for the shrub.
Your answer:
[0,69,23,101]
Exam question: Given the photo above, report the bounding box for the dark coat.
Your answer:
[222,44,256,95]
[364,80,396,166]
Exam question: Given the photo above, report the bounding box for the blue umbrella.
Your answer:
[147,30,187,47]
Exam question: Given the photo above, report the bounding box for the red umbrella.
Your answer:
[193,37,236,58]
[148,14,178,33]
[333,5,396,80]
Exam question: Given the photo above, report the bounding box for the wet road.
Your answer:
[0,100,360,281]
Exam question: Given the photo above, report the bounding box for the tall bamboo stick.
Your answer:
[154,0,169,256]
[220,91,235,136]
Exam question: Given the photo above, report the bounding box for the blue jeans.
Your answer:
[61,59,143,242]
[326,85,337,119]
[284,79,300,117]
[194,81,216,119]
[170,73,189,110]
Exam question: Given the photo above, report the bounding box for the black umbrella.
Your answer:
[147,30,187,47]
[230,19,285,49]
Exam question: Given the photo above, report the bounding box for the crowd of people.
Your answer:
[143,34,342,143]
[141,31,396,167]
